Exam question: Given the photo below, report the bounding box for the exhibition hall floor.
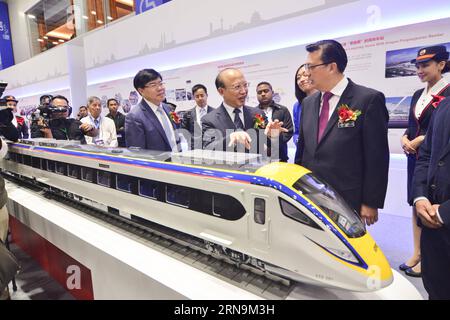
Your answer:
[6,212,427,300]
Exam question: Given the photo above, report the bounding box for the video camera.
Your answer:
[29,94,69,128]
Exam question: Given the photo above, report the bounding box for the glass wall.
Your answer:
[25,0,135,56]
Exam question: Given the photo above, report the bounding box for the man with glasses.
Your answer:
[294,39,389,226]
[125,68,181,151]
[202,68,287,154]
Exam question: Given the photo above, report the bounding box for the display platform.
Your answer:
[5,181,422,300]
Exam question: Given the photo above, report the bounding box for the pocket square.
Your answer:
[338,122,355,128]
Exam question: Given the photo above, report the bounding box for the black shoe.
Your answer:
[399,262,416,271]
[405,267,422,278]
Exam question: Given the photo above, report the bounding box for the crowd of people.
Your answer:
[1,39,450,299]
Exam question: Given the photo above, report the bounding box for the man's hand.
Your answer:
[229,131,252,150]
[360,204,378,226]
[40,127,53,138]
[409,135,425,151]
[415,199,442,228]
[264,119,289,138]
[80,123,98,137]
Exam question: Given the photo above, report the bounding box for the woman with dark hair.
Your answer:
[400,45,450,277]
[292,64,317,144]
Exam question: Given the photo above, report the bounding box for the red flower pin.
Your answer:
[431,95,446,109]
[253,113,266,129]
[169,111,181,124]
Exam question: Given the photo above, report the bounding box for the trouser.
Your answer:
[0,205,8,242]
[421,227,450,299]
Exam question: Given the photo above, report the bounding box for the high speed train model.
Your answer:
[1,139,393,292]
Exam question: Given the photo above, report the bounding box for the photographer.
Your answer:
[0,94,20,300]
[30,95,86,143]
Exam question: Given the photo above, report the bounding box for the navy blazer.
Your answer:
[125,100,179,151]
[295,79,390,212]
[413,96,450,228]
[202,104,264,153]
[181,105,214,149]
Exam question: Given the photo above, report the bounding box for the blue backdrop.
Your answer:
[135,0,171,15]
[0,2,14,70]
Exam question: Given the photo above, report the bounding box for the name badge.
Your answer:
[338,122,355,128]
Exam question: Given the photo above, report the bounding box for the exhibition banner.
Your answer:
[135,0,171,15]
[0,2,14,70]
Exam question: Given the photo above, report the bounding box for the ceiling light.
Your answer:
[82,15,88,19]
[59,39,65,43]
[107,16,113,21]
[97,20,103,24]
[43,36,48,39]
[91,11,96,15]
[27,14,36,19]
[52,41,58,45]
[37,39,44,42]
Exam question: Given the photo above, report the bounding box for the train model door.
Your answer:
[249,194,270,252]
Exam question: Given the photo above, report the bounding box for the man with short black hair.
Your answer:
[106,98,126,147]
[256,82,293,161]
[125,69,181,151]
[295,39,389,225]
[181,84,214,149]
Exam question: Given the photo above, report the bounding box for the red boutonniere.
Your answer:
[253,113,266,129]
[337,104,362,124]
[16,116,24,126]
[431,95,446,109]
[169,111,181,125]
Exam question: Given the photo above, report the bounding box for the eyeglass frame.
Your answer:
[144,81,166,89]
[304,61,334,72]
[225,82,250,92]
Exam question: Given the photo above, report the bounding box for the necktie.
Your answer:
[156,106,177,150]
[233,108,244,130]
[318,92,333,142]
[94,119,99,129]
[199,108,207,124]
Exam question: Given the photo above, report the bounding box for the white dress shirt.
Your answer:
[81,115,118,147]
[415,77,449,118]
[144,98,178,149]
[223,102,245,126]
[319,76,349,120]
[196,105,208,126]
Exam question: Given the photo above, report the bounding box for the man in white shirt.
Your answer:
[80,96,118,147]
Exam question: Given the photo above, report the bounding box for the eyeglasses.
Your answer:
[304,62,333,72]
[144,81,165,89]
[226,82,250,92]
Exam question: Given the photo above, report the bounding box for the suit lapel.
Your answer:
[141,100,171,147]
[309,93,321,151]
[317,80,354,147]
[243,106,254,130]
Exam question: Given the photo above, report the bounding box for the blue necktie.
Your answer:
[233,108,244,130]
[156,106,177,150]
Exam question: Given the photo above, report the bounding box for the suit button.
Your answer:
[438,161,445,167]
[430,184,437,190]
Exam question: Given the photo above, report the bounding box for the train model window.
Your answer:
[41,158,47,171]
[189,190,212,214]
[55,162,67,175]
[138,179,159,199]
[23,155,32,166]
[8,152,17,162]
[68,164,81,179]
[166,184,190,208]
[16,153,23,164]
[97,170,112,187]
[81,167,95,183]
[32,157,41,169]
[254,198,266,225]
[279,198,322,230]
[213,194,246,220]
[117,174,137,193]
[47,160,56,172]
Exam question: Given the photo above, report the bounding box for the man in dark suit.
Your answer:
[295,40,389,225]
[125,69,181,152]
[202,68,287,154]
[181,84,214,150]
[256,82,293,162]
[412,96,450,299]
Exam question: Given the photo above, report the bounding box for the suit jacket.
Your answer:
[295,79,389,212]
[181,105,214,149]
[125,100,179,151]
[257,102,293,162]
[413,96,450,229]
[405,85,450,203]
[202,104,265,153]
[81,116,118,147]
